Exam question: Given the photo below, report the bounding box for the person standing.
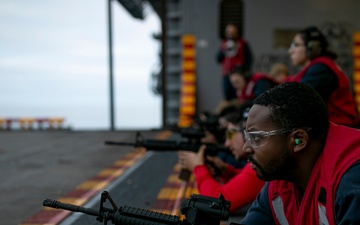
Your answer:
[217,24,254,101]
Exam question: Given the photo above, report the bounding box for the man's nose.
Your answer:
[242,141,253,155]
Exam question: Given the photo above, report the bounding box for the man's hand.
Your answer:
[177,145,206,171]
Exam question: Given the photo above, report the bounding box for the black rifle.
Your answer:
[168,113,221,143]
[176,127,206,143]
[43,191,231,225]
[104,132,229,155]
[104,132,230,181]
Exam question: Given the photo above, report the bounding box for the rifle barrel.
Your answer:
[43,199,100,217]
[104,141,137,146]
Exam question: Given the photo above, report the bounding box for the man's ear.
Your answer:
[292,129,309,153]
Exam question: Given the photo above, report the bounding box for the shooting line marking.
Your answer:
[151,163,199,215]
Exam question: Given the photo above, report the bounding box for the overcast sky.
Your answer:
[0,0,162,130]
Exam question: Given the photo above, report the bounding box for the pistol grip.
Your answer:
[179,169,192,181]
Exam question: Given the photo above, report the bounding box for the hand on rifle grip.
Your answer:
[179,168,192,181]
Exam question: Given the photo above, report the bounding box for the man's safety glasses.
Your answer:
[243,128,311,148]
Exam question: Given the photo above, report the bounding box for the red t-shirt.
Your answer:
[193,163,265,213]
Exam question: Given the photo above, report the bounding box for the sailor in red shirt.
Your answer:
[177,108,265,213]
[216,24,254,101]
[241,82,360,225]
[215,64,277,115]
[229,66,277,103]
[288,26,359,127]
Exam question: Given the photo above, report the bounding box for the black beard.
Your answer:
[247,150,295,182]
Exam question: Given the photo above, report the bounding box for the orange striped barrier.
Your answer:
[178,34,197,128]
[353,32,360,112]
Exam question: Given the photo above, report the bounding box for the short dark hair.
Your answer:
[224,101,253,127]
[229,64,251,82]
[253,82,329,140]
[224,111,243,126]
[218,104,239,118]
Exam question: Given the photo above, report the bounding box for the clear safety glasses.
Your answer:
[243,128,311,148]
